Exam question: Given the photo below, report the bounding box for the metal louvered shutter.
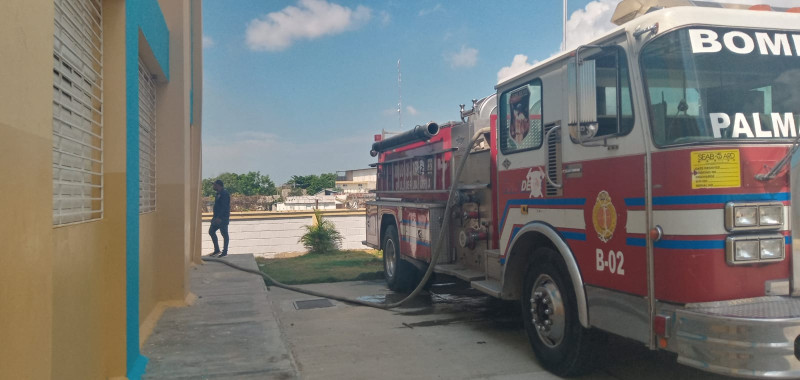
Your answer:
[53,0,103,225]
[139,58,157,214]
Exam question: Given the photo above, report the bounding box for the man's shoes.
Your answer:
[208,251,221,257]
[217,252,228,258]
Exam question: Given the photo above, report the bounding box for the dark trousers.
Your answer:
[209,221,229,253]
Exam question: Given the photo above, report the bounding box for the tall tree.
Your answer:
[286,173,337,195]
[287,175,313,190]
[307,172,336,195]
[202,171,277,196]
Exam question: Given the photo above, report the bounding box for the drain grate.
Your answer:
[294,298,335,310]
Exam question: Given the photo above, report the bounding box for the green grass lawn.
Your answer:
[255,250,384,285]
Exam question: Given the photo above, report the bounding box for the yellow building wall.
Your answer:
[50,1,129,378]
[0,1,56,379]
[0,0,201,378]
[139,0,203,343]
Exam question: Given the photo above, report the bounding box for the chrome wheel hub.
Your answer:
[529,274,566,347]
[384,239,396,278]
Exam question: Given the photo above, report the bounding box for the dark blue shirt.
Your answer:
[213,189,231,223]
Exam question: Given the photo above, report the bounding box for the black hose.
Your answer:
[370,122,439,157]
[203,126,491,310]
[201,256,401,309]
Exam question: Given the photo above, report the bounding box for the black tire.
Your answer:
[382,225,415,292]
[522,247,599,377]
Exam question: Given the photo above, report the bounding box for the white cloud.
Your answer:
[246,0,372,51]
[497,54,537,83]
[418,4,443,16]
[406,106,419,116]
[563,0,618,51]
[202,35,214,48]
[446,45,478,68]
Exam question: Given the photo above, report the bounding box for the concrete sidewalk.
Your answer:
[142,254,297,379]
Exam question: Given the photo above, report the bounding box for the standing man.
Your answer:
[209,179,231,257]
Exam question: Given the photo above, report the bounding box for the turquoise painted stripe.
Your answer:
[509,226,522,243]
[560,231,587,241]
[626,237,724,249]
[627,235,791,248]
[125,3,144,375]
[499,197,586,231]
[125,0,169,378]
[626,238,645,246]
[624,192,790,207]
[135,0,170,79]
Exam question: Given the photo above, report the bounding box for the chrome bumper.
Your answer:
[675,296,800,378]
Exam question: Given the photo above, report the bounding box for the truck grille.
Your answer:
[545,123,562,197]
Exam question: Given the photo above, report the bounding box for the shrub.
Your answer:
[299,210,343,255]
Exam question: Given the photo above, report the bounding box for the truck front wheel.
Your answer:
[382,225,415,292]
[522,247,599,376]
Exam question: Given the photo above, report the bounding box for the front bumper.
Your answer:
[675,296,800,378]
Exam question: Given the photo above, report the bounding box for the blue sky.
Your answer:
[200,0,794,185]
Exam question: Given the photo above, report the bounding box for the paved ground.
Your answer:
[142,254,735,380]
[142,254,296,379]
[272,280,735,380]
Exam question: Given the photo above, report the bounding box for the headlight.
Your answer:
[725,202,784,231]
[759,238,784,260]
[759,205,783,226]
[726,234,785,265]
[734,206,757,227]
[734,239,758,261]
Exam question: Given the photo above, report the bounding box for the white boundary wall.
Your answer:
[202,211,368,258]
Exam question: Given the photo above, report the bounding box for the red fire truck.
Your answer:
[365,1,800,378]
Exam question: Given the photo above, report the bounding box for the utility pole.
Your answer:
[563,0,568,50]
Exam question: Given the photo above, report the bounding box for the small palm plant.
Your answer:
[299,209,343,255]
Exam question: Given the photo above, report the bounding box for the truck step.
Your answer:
[484,249,502,281]
[471,279,502,298]
[435,264,485,281]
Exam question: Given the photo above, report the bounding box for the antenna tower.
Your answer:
[397,59,403,131]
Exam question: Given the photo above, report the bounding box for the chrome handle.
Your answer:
[544,125,563,189]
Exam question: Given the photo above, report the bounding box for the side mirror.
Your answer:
[571,44,628,146]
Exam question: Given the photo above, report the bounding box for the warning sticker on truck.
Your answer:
[690,149,741,189]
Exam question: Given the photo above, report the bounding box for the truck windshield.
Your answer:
[641,27,800,146]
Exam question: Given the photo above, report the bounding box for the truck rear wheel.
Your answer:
[522,247,598,377]
[382,225,415,292]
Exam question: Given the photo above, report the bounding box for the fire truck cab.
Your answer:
[366,1,800,377]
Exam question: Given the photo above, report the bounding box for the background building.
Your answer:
[0,1,203,379]
[275,195,339,211]
[336,168,377,193]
